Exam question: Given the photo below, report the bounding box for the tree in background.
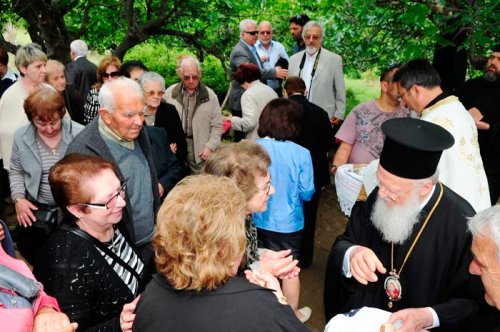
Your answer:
[0,0,498,85]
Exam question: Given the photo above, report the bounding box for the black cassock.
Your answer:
[324,183,485,331]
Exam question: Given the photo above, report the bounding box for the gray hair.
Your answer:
[179,56,201,75]
[468,206,500,259]
[45,59,65,72]
[302,21,325,42]
[139,71,165,91]
[70,40,89,57]
[239,19,257,34]
[15,43,47,73]
[99,77,143,113]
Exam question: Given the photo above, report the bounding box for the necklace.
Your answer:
[38,133,62,156]
[385,183,443,309]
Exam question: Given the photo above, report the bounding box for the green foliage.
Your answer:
[345,78,380,117]
[124,42,229,97]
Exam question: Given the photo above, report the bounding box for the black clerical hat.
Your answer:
[380,118,454,179]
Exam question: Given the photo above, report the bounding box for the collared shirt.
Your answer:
[301,51,319,100]
[1,68,17,82]
[240,39,262,69]
[98,117,134,149]
[256,40,289,89]
[181,84,199,137]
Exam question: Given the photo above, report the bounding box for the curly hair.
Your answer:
[203,141,271,202]
[154,175,247,291]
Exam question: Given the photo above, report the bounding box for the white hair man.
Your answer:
[288,21,346,126]
[469,205,500,310]
[164,56,222,174]
[325,118,484,331]
[64,39,98,101]
[228,19,288,141]
[65,77,160,263]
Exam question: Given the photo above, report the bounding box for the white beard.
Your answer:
[371,190,422,244]
[305,46,318,55]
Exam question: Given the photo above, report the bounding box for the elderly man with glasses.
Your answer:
[164,55,222,174]
[324,117,485,332]
[228,19,288,141]
[65,77,160,263]
[256,21,289,96]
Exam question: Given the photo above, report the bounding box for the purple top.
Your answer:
[336,100,409,164]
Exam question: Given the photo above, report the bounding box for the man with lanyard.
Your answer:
[324,117,484,331]
[289,21,346,128]
[256,21,289,97]
[229,19,287,141]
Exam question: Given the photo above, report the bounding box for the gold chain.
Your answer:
[391,183,444,275]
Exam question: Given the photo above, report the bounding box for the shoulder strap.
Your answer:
[58,224,141,280]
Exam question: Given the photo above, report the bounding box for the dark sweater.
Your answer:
[134,274,310,332]
[33,220,149,331]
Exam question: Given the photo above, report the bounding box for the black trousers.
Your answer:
[230,109,244,142]
[299,188,322,268]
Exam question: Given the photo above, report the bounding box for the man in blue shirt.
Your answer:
[256,21,289,96]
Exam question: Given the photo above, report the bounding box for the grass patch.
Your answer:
[344,78,379,117]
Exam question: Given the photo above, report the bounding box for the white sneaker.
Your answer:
[297,306,312,323]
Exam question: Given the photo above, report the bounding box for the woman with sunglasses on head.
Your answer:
[10,85,83,265]
[83,56,121,124]
[33,153,150,331]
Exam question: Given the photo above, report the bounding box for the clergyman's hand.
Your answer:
[349,246,386,285]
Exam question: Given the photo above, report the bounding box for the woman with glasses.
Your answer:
[138,71,187,165]
[254,98,315,323]
[33,153,149,331]
[9,85,83,264]
[83,55,121,124]
[204,141,299,279]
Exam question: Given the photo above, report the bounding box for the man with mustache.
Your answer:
[324,118,484,331]
[288,21,346,127]
[459,45,500,205]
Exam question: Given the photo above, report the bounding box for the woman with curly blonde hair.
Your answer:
[134,175,308,331]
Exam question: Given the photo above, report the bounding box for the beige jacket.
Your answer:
[164,83,222,164]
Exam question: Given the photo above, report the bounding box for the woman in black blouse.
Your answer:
[33,153,149,331]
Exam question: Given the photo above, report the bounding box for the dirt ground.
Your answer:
[301,184,348,332]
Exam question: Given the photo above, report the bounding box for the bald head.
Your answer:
[258,21,273,46]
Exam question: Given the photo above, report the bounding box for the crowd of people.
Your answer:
[0,13,499,332]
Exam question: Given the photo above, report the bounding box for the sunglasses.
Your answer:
[244,30,259,36]
[102,71,120,79]
[144,90,165,97]
[259,31,272,35]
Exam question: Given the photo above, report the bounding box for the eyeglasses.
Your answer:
[397,85,413,103]
[378,183,418,203]
[258,176,273,196]
[182,74,200,81]
[80,182,127,209]
[102,71,120,79]
[244,30,259,36]
[144,90,165,97]
[259,31,272,35]
[305,34,321,41]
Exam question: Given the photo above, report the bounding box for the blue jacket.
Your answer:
[253,139,315,233]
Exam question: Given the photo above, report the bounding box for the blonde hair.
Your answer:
[154,175,247,291]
